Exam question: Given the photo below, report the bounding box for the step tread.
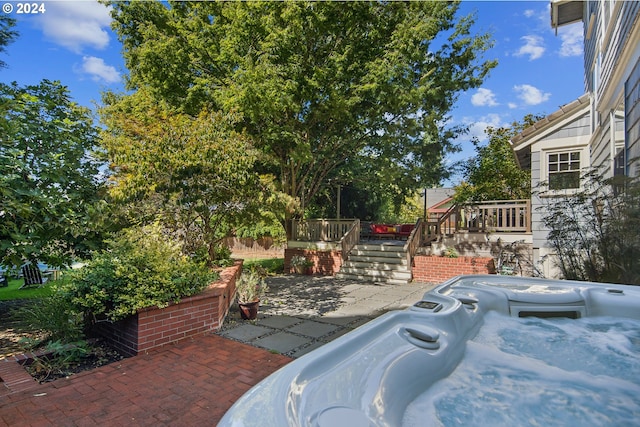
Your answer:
[336,273,411,285]
[337,268,412,279]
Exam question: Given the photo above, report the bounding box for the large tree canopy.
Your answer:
[100,89,272,264]
[106,0,496,228]
[0,80,104,267]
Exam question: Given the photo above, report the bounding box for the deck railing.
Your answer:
[291,219,360,242]
[403,218,424,267]
[425,204,460,242]
[424,199,531,241]
[460,199,531,233]
[340,219,360,260]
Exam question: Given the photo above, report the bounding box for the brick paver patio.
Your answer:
[0,334,291,426]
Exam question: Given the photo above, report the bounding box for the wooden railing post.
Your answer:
[404,217,424,269]
[340,219,360,260]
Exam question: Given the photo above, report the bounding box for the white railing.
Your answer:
[291,219,360,242]
[460,200,531,233]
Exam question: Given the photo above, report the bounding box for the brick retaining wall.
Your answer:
[412,255,495,283]
[93,260,242,356]
[284,248,342,275]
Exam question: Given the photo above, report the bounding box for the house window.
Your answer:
[548,152,581,190]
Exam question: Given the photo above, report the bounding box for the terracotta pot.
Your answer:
[239,300,260,320]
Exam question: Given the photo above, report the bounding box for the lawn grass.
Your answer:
[242,258,284,275]
[0,277,55,301]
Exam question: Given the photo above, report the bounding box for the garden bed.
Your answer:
[92,260,243,356]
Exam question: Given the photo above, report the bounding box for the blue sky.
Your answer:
[1,0,585,183]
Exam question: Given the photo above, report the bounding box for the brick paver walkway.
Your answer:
[0,334,291,426]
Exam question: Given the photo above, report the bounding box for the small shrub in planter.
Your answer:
[442,247,459,258]
[290,255,313,274]
[236,268,269,320]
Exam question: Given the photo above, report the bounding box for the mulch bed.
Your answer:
[22,338,126,383]
[1,299,126,384]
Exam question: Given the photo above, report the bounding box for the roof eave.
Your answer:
[551,0,584,30]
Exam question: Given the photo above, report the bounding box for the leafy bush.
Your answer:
[540,171,640,285]
[64,224,218,322]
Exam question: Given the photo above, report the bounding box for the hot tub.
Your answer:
[218,275,640,426]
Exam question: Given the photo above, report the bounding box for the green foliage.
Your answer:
[14,285,84,341]
[63,224,218,322]
[242,258,284,275]
[443,247,459,258]
[233,215,286,245]
[540,171,640,285]
[106,1,496,230]
[100,90,268,265]
[0,80,106,268]
[454,116,536,203]
[24,339,90,383]
[0,15,17,69]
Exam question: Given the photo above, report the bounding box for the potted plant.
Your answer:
[290,255,313,274]
[235,268,269,320]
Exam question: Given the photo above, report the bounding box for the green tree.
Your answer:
[0,15,18,69]
[454,116,536,202]
[100,89,271,264]
[0,80,105,268]
[105,1,497,234]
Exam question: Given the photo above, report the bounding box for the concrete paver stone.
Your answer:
[286,320,339,338]
[252,332,310,354]
[257,315,301,329]
[220,324,273,341]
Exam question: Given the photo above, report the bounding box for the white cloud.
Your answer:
[558,24,583,57]
[513,84,551,106]
[80,56,120,83]
[471,88,499,107]
[458,113,507,144]
[523,9,535,18]
[508,102,518,109]
[33,1,112,53]
[515,35,545,61]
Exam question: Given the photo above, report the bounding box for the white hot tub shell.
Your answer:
[218,275,640,427]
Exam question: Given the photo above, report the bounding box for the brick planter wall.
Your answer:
[284,248,342,276]
[93,260,243,357]
[412,255,495,283]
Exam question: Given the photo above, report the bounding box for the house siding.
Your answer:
[590,113,613,177]
[530,151,548,250]
[626,57,640,177]
[539,114,591,141]
[597,1,640,105]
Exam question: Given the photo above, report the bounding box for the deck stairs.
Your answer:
[336,242,412,285]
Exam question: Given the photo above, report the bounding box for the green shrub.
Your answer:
[64,224,218,322]
[14,287,84,342]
